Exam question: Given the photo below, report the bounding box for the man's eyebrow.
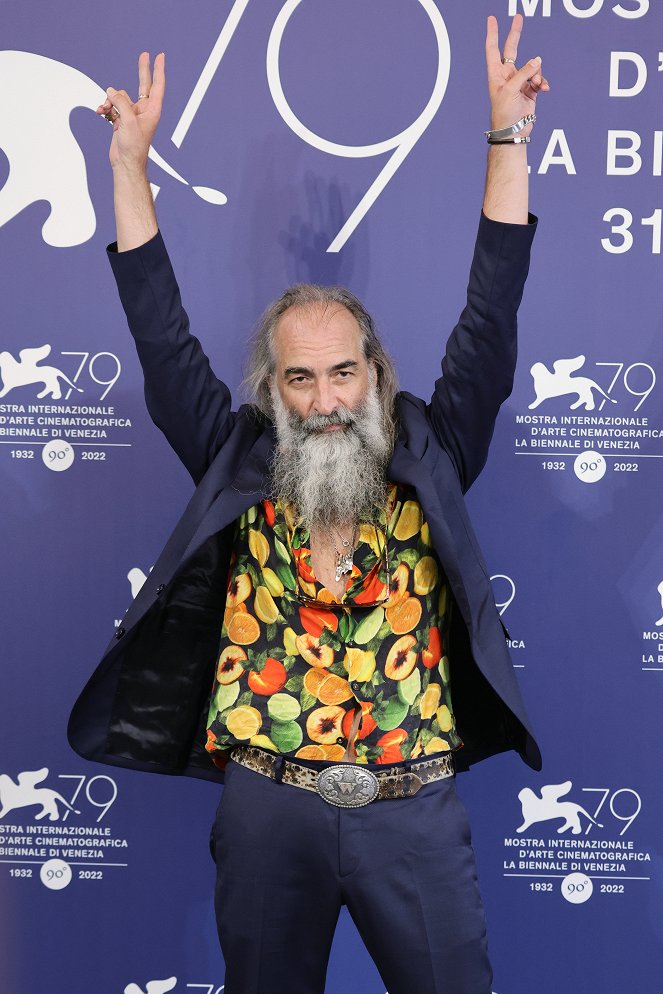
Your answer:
[329,360,359,373]
[282,360,359,377]
[283,365,313,378]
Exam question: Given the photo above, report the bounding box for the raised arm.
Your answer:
[98,52,163,250]
[483,14,549,223]
[429,15,548,491]
[97,55,234,483]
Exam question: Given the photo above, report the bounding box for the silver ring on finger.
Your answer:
[137,93,148,100]
[501,57,516,65]
[103,105,120,123]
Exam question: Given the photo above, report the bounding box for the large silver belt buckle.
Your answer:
[316,765,379,808]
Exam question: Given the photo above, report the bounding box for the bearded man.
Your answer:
[69,14,548,994]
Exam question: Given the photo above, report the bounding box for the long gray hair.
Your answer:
[243,284,399,436]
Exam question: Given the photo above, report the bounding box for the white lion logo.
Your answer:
[529,356,617,412]
[517,781,603,836]
[124,979,178,994]
[0,345,83,399]
[0,51,225,248]
[0,768,80,822]
[128,567,150,600]
[655,579,663,627]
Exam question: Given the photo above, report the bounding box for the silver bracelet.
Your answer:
[487,135,531,145]
[485,113,536,142]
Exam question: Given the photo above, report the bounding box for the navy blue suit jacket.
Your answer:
[68,212,541,782]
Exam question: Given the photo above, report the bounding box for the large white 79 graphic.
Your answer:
[171,0,450,253]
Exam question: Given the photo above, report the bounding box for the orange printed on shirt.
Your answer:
[206,484,462,764]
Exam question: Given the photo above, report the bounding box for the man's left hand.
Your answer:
[486,14,550,137]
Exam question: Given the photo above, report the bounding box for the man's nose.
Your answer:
[312,380,338,416]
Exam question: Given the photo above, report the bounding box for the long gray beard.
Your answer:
[269,385,392,529]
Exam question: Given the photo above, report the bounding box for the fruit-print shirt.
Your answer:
[205,484,463,766]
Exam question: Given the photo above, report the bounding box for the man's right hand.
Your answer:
[99,53,164,250]
[97,52,165,175]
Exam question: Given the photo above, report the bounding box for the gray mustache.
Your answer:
[296,409,356,435]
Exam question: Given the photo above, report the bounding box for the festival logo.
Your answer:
[0,51,107,247]
[0,51,225,248]
[529,356,616,412]
[513,352,661,480]
[490,574,516,617]
[0,769,79,822]
[123,963,499,993]
[124,983,225,994]
[1,2,448,253]
[655,580,663,626]
[517,781,603,836]
[0,765,127,890]
[0,346,83,401]
[490,573,526,660]
[0,342,132,467]
[503,778,651,904]
[115,566,151,627]
[638,579,663,673]
[128,567,150,599]
[125,981,178,994]
[120,975,491,994]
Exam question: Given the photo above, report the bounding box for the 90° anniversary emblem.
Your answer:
[316,766,379,808]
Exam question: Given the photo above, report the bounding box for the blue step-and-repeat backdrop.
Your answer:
[2,1,662,992]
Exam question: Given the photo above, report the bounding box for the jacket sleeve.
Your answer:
[428,211,537,493]
[108,231,234,484]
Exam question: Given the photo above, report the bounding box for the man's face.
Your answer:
[271,303,375,422]
[268,303,391,528]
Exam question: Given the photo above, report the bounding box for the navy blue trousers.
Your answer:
[211,757,492,994]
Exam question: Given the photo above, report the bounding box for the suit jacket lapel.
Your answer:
[388,441,472,625]
[181,426,275,561]
[180,430,471,625]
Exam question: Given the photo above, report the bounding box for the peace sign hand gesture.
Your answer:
[486,14,549,138]
[97,52,166,174]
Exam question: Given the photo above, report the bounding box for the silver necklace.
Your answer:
[333,524,357,582]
